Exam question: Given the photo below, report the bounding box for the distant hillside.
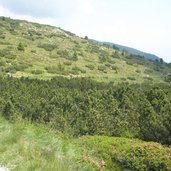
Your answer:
[90,39,160,61]
[106,42,160,61]
[0,16,171,83]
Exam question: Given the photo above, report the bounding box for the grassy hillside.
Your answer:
[0,16,171,83]
[0,117,170,171]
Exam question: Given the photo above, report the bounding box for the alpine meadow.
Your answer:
[0,16,171,171]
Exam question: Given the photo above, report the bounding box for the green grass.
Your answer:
[0,17,171,83]
[0,117,93,171]
[0,117,171,171]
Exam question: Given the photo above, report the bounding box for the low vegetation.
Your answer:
[80,136,171,171]
[0,76,171,145]
[0,117,93,171]
[0,118,170,171]
[0,17,171,83]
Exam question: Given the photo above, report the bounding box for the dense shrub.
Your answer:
[111,66,117,71]
[165,74,171,82]
[63,61,72,66]
[99,50,110,62]
[136,69,141,73]
[38,44,57,51]
[45,65,59,74]
[81,136,171,171]
[108,59,115,64]
[85,64,95,70]
[98,65,106,72]
[0,77,171,145]
[90,45,99,53]
[57,50,78,61]
[31,49,36,53]
[0,58,6,66]
[17,42,25,51]
[111,51,120,58]
[13,62,30,71]
[126,61,134,65]
[0,34,5,39]
[104,63,110,67]
[72,66,86,74]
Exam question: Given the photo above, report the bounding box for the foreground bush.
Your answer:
[80,136,171,171]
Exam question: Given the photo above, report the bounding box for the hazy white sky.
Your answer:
[0,0,171,62]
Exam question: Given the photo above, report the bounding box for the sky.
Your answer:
[0,0,171,62]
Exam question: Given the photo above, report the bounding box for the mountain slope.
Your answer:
[0,16,171,83]
[91,40,160,61]
[105,42,160,61]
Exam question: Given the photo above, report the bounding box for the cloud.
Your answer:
[0,0,95,18]
[0,0,62,17]
[0,5,58,26]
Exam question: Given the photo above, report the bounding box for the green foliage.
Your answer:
[105,63,112,68]
[165,74,171,82]
[126,61,134,65]
[108,59,115,64]
[85,64,95,70]
[89,45,100,53]
[57,50,78,61]
[2,101,14,120]
[111,51,120,58]
[45,65,59,74]
[0,34,5,39]
[0,48,16,59]
[72,51,78,61]
[13,62,30,71]
[0,77,170,145]
[72,66,86,74]
[31,69,44,75]
[136,69,141,73]
[81,136,171,171]
[58,62,65,71]
[45,64,65,74]
[111,65,117,71]
[98,65,106,72]
[17,42,25,51]
[30,49,36,53]
[99,50,110,62]
[38,44,57,51]
[57,49,69,57]
[127,76,136,81]
[63,61,72,66]
[0,58,6,66]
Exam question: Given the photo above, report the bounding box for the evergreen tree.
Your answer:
[17,42,25,51]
